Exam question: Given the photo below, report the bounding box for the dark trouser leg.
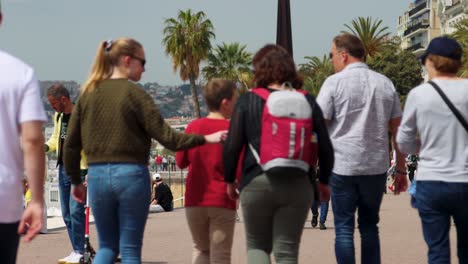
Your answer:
[0,222,20,264]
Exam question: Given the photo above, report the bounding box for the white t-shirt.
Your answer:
[0,49,47,223]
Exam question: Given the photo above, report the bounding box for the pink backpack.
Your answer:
[249,84,317,173]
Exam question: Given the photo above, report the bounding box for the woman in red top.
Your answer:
[176,79,239,264]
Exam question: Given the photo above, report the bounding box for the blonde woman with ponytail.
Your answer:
[63,37,226,264]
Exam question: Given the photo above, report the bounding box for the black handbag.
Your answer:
[428,80,468,133]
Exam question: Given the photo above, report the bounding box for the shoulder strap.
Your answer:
[56,112,63,123]
[250,88,270,100]
[295,89,308,96]
[428,81,468,133]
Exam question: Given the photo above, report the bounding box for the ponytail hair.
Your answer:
[81,37,143,94]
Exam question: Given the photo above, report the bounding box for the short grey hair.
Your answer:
[47,84,70,99]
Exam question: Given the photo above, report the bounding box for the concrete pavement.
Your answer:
[17,193,459,263]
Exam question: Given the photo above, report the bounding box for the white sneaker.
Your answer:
[57,252,74,264]
[65,252,83,264]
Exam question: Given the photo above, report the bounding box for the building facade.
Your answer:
[438,0,468,35]
[398,0,442,56]
[398,0,467,54]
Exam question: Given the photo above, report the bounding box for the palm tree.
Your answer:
[162,9,215,118]
[450,16,468,77]
[202,42,252,91]
[342,17,390,60]
[299,55,334,96]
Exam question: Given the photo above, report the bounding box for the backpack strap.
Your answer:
[248,143,261,165]
[252,87,309,98]
[295,89,308,95]
[250,88,270,100]
[56,112,63,123]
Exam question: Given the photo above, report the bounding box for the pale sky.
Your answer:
[0,0,410,85]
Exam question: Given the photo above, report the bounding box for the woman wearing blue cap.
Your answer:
[396,36,468,264]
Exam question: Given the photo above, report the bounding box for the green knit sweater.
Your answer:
[64,79,205,184]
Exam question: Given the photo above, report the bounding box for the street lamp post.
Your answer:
[276,0,293,56]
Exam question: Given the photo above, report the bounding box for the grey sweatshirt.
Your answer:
[397,78,468,182]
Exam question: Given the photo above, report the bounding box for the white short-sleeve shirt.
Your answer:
[317,62,402,176]
[0,49,47,223]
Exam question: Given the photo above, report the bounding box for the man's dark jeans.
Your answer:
[330,173,387,264]
[0,222,20,264]
[415,181,468,264]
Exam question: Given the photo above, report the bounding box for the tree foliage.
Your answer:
[162,9,215,118]
[343,17,390,60]
[367,37,423,103]
[298,55,334,96]
[450,15,468,77]
[202,42,252,91]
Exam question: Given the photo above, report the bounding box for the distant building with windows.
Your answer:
[398,0,442,57]
[438,0,467,35]
[398,0,466,55]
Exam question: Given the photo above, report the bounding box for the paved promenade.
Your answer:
[17,193,458,263]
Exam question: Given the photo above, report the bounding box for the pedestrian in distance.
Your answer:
[149,173,174,213]
[310,168,330,230]
[63,37,227,264]
[316,33,408,264]
[45,84,88,264]
[176,79,240,264]
[397,36,468,264]
[223,44,334,264]
[0,2,47,262]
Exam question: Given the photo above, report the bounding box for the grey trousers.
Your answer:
[240,173,313,264]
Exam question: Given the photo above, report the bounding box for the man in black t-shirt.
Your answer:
[45,84,87,263]
[150,173,174,212]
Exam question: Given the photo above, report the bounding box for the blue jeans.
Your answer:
[330,173,387,264]
[88,163,151,264]
[414,181,468,264]
[59,165,85,253]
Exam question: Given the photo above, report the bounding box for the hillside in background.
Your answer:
[39,81,207,122]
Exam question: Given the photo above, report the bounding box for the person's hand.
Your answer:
[83,175,88,188]
[18,201,44,242]
[72,184,86,204]
[205,130,228,144]
[318,183,331,202]
[227,183,239,201]
[393,173,408,195]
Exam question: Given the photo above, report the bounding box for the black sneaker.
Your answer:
[319,223,327,230]
[311,215,318,228]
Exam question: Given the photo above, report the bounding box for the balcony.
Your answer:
[404,19,430,36]
[414,0,427,5]
[409,2,429,17]
[406,42,426,51]
[445,0,462,12]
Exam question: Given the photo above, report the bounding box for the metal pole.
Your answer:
[276,0,293,56]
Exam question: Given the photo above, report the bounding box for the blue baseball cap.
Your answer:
[420,36,462,64]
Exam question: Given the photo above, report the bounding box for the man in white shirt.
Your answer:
[316,33,408,264]
[0,3,47,263]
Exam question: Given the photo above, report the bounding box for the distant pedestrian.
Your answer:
[176,79,240,263]
[0,5,47,262]
[64,37,226,264]
[317,33,408,264]
[310,168,330,230]
[45,84,88,264]
[156,154,163,172]
[162,156,168,171]
[150,173,174,213]
[397,36,468,264]
[223,44,334,263]
[168,155,176,171]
